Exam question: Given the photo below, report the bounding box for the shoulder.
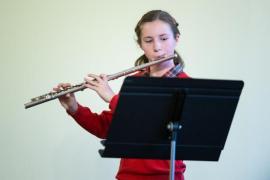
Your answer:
[177,72,190,79]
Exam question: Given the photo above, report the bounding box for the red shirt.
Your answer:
[68,72,189,180]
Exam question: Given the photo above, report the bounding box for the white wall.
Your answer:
[1,0,269,179]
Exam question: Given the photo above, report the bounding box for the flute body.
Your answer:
[24,54,177,109]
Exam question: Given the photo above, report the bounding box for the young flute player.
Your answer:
[54,10,189,180]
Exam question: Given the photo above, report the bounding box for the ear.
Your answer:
[175,33,180,43]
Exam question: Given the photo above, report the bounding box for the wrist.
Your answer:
[106,92,116,103]
[67,102,78,114]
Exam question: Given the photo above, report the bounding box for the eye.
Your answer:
[144,39,152,43]
[161,37,168,41]
[142,37,153,43]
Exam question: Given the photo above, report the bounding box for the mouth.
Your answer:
[155,54,166,60]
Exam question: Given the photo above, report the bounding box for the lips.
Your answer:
[155,54,166,60]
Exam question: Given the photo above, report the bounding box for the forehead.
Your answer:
[140,20,172,37]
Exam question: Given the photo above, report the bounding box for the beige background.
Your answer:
[1,0,269,179]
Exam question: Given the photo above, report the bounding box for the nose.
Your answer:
[153,41,161,52]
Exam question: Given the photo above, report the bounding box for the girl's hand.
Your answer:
[53,83,78,113]
[84,74,115,103]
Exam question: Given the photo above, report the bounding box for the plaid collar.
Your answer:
[143,64,183,78]
[163,64,183,78]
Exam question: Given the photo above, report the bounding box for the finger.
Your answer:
[84,78,99,86]
[60,83,71,89]
[54,84,64,92]
[87,73,102,82]
[84,76,98,85]
[84,83,98,91]
[57,83,71,91]
[100,74,108,81]
[57,83,71,88]
[85,74,95,80]
[57,83,64,88]
[52,87,60,92]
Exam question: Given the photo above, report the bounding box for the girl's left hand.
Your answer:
[84,73,115,103]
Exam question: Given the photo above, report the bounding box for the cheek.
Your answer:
[141,44,151,53]
[165,40,177,51]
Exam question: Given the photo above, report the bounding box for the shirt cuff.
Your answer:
[109,94,119,113]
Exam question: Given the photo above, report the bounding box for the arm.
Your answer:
[54,74,117,139]
[67,95,119,139]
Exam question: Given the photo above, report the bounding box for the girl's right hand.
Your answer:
[53,83,78,114]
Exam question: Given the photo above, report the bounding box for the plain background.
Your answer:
[1,0,269,179]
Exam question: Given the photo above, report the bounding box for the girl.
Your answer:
[54,10,188,180]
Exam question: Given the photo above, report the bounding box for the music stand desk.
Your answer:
[99,77,244,179]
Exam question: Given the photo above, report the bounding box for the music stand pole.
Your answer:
[167,122,182,180]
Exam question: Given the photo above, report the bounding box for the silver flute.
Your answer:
[24,54,177,109]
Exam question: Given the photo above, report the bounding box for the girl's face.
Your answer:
[140,19,179,62]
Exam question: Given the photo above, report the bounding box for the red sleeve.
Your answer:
[177,72,190,79]
[67,94,119,139]
[109,94,119,113]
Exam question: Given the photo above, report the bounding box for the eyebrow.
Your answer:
[143,33,169,38]
[142,37,153,41]
[159,34,169,37]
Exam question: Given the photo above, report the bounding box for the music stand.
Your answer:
[99,77,244,180]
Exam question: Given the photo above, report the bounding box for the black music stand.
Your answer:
[99,77,244,180]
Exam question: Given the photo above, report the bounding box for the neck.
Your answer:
[150,60,175,77]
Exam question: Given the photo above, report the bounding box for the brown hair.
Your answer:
[134,10,184,67]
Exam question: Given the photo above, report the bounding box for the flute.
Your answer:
[24,54,177,109]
